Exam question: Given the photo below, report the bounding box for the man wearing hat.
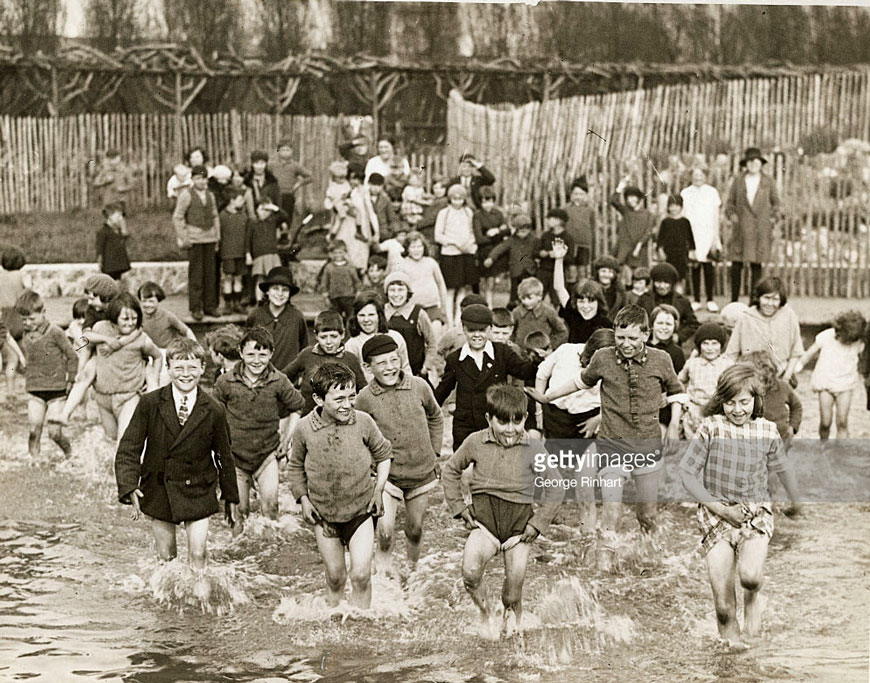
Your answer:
[355,334,443,573]
[434,304,542,450]
[637,262,700,344]
[246,266,308,371]
[172,164,221,320]
[448,153,496,211]
[725,147,781,302]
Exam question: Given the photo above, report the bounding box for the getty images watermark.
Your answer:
[532,444,660,490]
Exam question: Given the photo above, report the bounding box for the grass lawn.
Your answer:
[0,208,328,263]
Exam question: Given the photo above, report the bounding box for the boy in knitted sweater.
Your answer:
[288,362,392,609]
[355,335,443,575]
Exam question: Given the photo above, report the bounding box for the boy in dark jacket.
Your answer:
[115,338,239,569]
[609,177,656,285]
[483,214,539,307]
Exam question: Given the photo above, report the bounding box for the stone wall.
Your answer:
[23,260,326,298]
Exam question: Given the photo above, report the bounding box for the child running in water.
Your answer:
[796,310,865,439]
[441,384,562,636]
[15,291,77,460]
[680,363,801,644]
[288,363,392,609]
[115,338,239,568]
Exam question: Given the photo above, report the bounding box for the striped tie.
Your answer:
[178,395,189,426]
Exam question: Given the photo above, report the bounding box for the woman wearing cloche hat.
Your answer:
[724,147,780,303]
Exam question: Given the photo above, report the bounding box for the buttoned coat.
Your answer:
[725,172,780,263]
[115,385,239,523]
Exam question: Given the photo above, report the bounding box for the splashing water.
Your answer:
[147,559,251,615]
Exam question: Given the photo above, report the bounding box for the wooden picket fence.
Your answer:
[0,110,370,215]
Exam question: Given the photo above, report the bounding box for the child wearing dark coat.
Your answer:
[656,195,695,288]
[610,178,657,285]
[115,338,240,568]
[96,202,131,282]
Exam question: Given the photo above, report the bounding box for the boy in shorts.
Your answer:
[115,338,239,568]
[15,290,77,460]
[355,335,443,574]
[212,327,304,531]
[288,362,392,608]
[442,384,561,636]
[535,305,685,550]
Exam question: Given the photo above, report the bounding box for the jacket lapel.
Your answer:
[171,391,209,449]
[457,350,496,388]
[158,386,183,442]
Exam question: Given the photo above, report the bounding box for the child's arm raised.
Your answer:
[551,241,571,309]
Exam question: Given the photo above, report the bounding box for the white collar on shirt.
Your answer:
[459,340,495,362]
[171,384,197,414]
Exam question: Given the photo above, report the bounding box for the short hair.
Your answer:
[328,239,348,253]
[240,326,275,352]
[571,279,608,312]
[250,149,269,163]
[225,186,247,200]
[183,146,209,165]
[666,194,683,208]
[368,173,385,186]
[106,293,142,328]
[405,231,432,256]
[72,297,90,320]
[205,324,243,360]
[478,186,496,200]
[546,208,569,223]
[743,350,779,394]
[165,337,206,365]
[14,289,43,316]
[614,304,649,331]
[485,384,527,423]
[524,330,550,351]
[1,247,26,271]
[650,303,680,329]
[137,281,165,302]
[349,167,366,183]
[348,294,388,337]
[491,307,514,328]
[833,310,866,344]
[315,309,344,335]
[367,254,387,270]
[310,361,356,398]
[517,277,544,299]
[580,328,615,366]
[750,277,788,308]
[704,362,764,418]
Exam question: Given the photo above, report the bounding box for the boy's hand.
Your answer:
[551,240,569,260]
[459,506,477,530]
[300,496,322,525]
[717,502,747,528]
[483,258,493,269]
[105,338,123,352]
[224,501,236,528]
[486,228,501,237]
[127,489,143,520]
[245,253,253,266]
[367,488,385,517]
[688,249,696,261]
[664,423,680,455]
[519,524,539,543]
[582,414,601,438]
[523,386,549,404]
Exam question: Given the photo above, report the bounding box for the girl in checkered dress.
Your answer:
[679,363,801,644]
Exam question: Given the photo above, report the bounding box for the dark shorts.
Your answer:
[543,404,600,439]
[440,254,480,290]
[28,389,67,404]
[320,513,375,547]
[384,470,439,501]
[471,493,533,545]
[222,257,247,275]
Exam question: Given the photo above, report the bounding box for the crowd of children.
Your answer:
[4,140,867,646]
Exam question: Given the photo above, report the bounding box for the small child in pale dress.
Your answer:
[797,310,865,439]
[679,322,733,438]
[400,168,432,226]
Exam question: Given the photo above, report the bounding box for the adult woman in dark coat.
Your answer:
[725,147,781,302]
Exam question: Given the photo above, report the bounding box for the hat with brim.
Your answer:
[739,147,768,167]
[258,266,299,295]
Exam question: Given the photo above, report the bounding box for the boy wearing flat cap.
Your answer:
[355,334,443,575]
[435,304,544,450]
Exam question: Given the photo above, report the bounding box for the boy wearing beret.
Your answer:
[435,304,543,450]
[355,334,443,575]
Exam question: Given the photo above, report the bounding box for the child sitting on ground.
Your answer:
[441,384,562,636]
[213,326,304,532]
[746,350,802,445]
[205,324,243,379]
[355,335,443,575]
[679,322,733,439]
[797,309,864,439]
[282,310,366,415]
[115,337,239,568]
[15,290,77,460]
[288,362,392,608]
[680,363,801,645]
